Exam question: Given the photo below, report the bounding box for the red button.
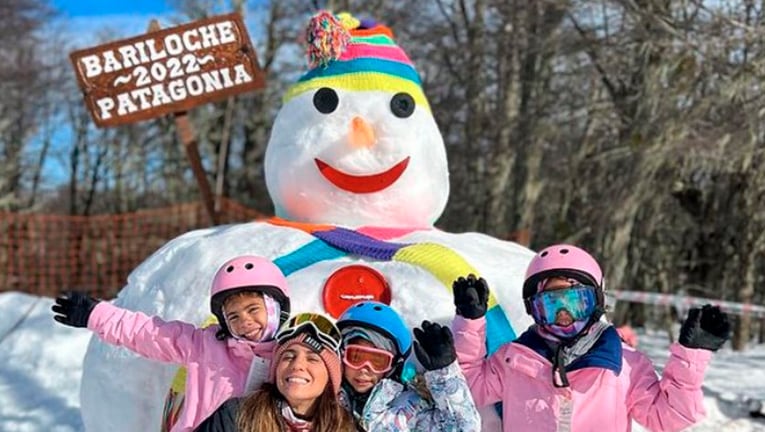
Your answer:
[322,265,391,318]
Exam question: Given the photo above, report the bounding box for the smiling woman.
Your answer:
[195,313,356,432]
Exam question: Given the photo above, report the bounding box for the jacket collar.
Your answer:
[279,400,314,431]
[513,325,623,375]
[226,337,277,359]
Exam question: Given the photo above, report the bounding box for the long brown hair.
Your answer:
[236,383,355,432]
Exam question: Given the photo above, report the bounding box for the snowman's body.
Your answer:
[80,13,534,431]
[80,223,533,431]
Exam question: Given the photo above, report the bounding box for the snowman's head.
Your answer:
[265,12,448,228]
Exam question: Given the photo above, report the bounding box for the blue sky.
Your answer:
[49,1,179,50]
[48,0,267,49]
[51,0,173,17]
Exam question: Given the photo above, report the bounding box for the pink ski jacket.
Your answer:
[88,302,276,432]
[453,316,711,432]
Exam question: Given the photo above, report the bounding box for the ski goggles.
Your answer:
[276,313,342,353]
[530,284,598,326]
[342,344,394,374]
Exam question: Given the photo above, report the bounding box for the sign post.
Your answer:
[70,13,265,224]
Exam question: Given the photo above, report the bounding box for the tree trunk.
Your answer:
[461,0,487,232]
[484,0,521,237]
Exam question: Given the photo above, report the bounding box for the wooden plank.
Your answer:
[69,13,264,127]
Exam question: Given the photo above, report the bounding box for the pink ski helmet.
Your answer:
[522,244,604,315]
[210,255,290,338]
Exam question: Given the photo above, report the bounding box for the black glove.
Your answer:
[453,274,489,319]
[679,304,731,351]
[51,291,100,328]
[413,321,457,371]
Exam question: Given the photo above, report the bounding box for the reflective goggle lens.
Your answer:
[343,344,394,374]
[531,284,598,325]
[276,313,342,353]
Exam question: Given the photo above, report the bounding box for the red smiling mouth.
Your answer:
[315,157,410,194]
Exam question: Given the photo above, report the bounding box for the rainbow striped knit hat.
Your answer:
[284,11,429,111]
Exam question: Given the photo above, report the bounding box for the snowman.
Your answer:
[79,11,533,432]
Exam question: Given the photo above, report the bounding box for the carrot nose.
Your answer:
[348,116,376,148]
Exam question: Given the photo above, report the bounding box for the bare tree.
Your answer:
[0,0,54,210]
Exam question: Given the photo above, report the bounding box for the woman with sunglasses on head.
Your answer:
[336,301,480,431]
[452,244,733,432]
[195,313,355,432]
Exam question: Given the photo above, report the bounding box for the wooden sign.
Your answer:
[70,13,264,127]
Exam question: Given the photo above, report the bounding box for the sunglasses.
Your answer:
[530,284,598,326]
[342,344,394,374]
[276,313,342,353]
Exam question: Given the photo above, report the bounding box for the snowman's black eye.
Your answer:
[313,88,339,114]
[390,92,415,118]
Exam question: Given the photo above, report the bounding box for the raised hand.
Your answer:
[453,274,489,319]
[51,291,100,328]
[679,304,731,352]
[413,320,457,371]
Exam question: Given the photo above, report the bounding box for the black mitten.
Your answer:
[452,274,489,319]
[679,304,731,351]
[51,291,100,328]
[413,320,457,371]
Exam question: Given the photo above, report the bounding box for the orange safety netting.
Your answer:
[0,198,265,299]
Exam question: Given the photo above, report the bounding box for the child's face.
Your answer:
[342,339,386,394]
[542,277,577,327]
[223,292,268,341]
[275,343,329,416]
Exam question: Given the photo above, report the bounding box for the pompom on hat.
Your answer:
[285,10,430,111]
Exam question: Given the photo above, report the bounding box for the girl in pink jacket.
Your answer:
[51,255,290,432]
[451,244,731,432]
